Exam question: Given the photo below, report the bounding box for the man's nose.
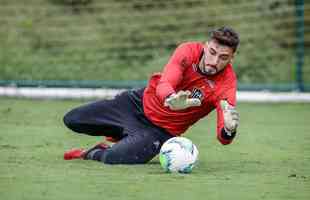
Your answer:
[208,56,218,66]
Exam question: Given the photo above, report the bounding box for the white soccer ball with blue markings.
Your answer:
[159,137,199,173]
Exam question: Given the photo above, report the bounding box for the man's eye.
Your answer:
[220,56,229,60]
[209,50,216,55]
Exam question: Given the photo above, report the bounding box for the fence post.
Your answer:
[295,0,305,91]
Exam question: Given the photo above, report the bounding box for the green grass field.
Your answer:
[0,98,309,200]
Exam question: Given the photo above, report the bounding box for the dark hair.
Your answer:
[210,26,240,52]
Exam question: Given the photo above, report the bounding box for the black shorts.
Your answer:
[63,88,173,164]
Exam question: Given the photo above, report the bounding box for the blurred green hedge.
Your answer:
[0,0,308,85]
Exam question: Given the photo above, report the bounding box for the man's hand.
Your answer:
[220,100,239,133]
[164,90,201,111]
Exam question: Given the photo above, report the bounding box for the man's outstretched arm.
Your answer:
[156,43,193,103]
[215,86,239,145]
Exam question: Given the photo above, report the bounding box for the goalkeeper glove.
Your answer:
[220,100,239,133]
[164,90,201,111]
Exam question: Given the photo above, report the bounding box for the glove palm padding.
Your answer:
[164,90,201,111]
[220,100,239,133]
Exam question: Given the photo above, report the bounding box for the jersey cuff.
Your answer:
[156,82,176,102]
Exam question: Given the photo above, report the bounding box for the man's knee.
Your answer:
[63,109,84,132]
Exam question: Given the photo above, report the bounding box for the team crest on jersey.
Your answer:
[190,87,204,101]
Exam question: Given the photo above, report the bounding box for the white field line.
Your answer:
[0,86,125,100]
[0,86,310,102]
[237,91,310,103]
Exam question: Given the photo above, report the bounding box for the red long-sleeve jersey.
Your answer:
[143,42,237,145]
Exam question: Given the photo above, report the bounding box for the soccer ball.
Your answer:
[159,137,199,173]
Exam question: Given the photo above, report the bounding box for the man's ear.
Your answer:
[229,54,235,64]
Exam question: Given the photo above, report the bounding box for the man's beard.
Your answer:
[201,65,217,75]
[198,53,217,75]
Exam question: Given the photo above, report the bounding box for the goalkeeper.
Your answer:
[63,26,240,164]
